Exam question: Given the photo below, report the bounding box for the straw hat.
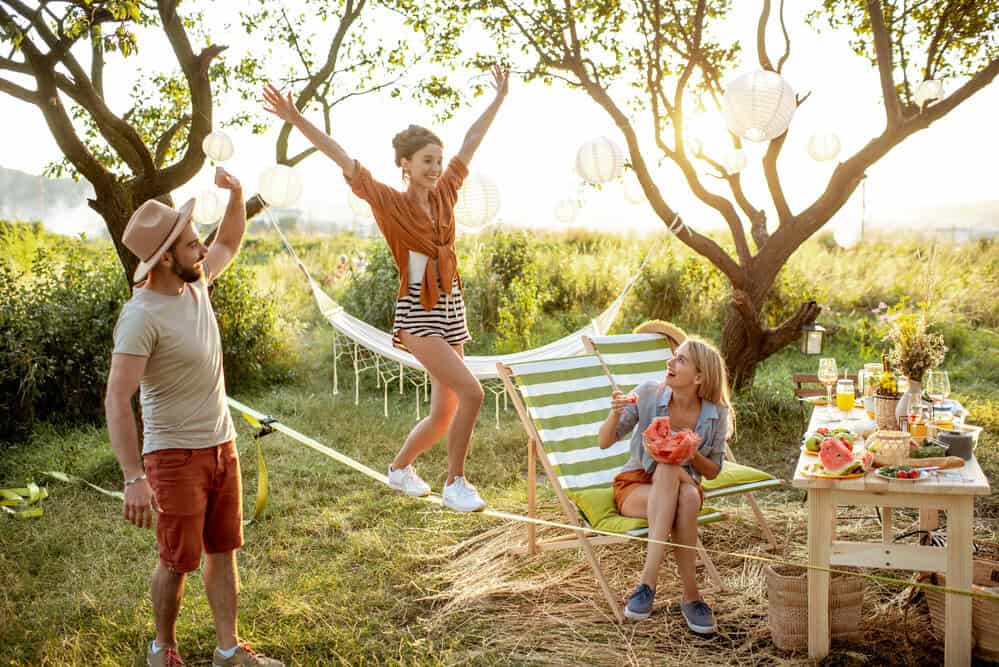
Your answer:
[123,198,195,284]
[633,320,687,351]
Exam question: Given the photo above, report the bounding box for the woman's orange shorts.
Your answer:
[612,468,704,512]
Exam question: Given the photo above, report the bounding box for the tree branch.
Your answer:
[0,75,39,103]
[756,0,774,71]
[90,24,104,98]
[153,114,190,168]
[867,0,903,125]
[776,0,791,72]
[762,130,793,226]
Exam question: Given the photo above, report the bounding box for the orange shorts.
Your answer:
[612,468,704,513]
[144,441,243,573]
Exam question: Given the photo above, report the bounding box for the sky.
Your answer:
[1,2,997,241]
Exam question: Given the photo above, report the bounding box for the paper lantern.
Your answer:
[622,172,645,204]
[914,79,944,107]
[259,165,303,208]
[723,70,796,142]
[347,191,374,222]
[721,148,747,175]
[807,132,841,162]
[192,189,225,226]
[575,136,625,185]
[454,172,501,229]
[201,131,234,162]
[553,199,578,224]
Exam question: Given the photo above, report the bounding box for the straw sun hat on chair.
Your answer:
[633,320,687,351]
[123,198,196,284]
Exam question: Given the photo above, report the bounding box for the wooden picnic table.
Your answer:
[793,405,991,665]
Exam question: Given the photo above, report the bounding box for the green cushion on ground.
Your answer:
[569,487,725,535]
[702,461,780,498]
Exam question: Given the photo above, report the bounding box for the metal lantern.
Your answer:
[347,191,374,223]
[723,70,796,142]
[721,148,747,175]
[575,136,625,185]
[800,323,826,355]
[454,172,501,229]
[192,189,225,226]
[914,79,944,107]
[553,198,578,224]
[201,131,234,163]
[807,131,841,162]
[622,172,645,204]
[259,164,304,208]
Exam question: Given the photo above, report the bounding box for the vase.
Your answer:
[895,379,922,421]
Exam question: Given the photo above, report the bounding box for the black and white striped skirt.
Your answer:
[392,279,472,350]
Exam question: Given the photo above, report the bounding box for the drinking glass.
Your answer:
[836,378,855,413]
[925,369,950,404]
[817,358,838,417]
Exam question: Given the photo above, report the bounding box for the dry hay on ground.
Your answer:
[415,501,982,665]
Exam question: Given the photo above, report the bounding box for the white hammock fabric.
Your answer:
[308,275,630,381]
[263,210,651,421]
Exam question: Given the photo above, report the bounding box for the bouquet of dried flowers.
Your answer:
[882,308,947,383]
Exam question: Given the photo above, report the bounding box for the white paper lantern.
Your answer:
[553,198,578,224]
[721,148,748,175]
[807,131,841,162]
[723,70,796,142]
[201,131,234,163]
[192,189,225,226]
[575,136,625,185]
[622,172,645,205]
[454,172,501,229]
[259,164,304,208]
[347,191,374,222]
[914,79,944,107]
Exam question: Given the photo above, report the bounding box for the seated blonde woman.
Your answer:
[597,335,733,634]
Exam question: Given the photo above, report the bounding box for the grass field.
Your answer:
[1,229,997,665]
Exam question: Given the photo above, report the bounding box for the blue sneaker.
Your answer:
[680,597,716,634]
[623,583,655,620]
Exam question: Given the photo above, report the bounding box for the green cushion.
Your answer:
[702,461,780,498]
[569,487,725,536]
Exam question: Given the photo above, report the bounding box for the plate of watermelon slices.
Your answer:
[800,433,874,479]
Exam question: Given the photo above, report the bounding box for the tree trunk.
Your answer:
[720,283,822,391]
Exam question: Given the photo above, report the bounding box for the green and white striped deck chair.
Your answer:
[497,354,726,622]
[583,331,781,550]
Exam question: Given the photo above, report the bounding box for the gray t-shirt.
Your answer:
[615,380,728,483]
[112,273,236,454]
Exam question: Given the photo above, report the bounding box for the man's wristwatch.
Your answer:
[124,473,147,487]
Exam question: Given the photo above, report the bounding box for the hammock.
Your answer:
[263,211,652,420]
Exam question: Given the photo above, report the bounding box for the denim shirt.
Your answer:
[615,380,727,483]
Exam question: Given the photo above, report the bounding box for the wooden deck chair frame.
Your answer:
[497,361,725,623]
[583,333,779,551]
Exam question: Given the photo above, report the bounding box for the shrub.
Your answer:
[0,224,297,442]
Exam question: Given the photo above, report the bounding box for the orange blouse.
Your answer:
[344,156,468,311]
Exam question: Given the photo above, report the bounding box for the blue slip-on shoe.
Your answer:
[623,583,655,620]
[680,597,716,634]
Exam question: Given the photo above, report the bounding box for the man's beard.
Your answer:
[170,256,203,283]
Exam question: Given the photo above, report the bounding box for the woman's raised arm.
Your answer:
[262,82,355,179]
[456,65,509,167]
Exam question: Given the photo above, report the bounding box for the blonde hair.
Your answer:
[679,336,735,436]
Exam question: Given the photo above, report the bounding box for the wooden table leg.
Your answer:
[944,497,973,666]
[808,488,833,660]
[881,506,893,543]
[920,507,939,534]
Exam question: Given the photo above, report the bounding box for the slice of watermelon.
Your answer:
[819,438,856,475]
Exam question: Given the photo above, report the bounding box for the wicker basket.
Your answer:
[872,430,910,466]
[923,559,999,662]
[874,394,901,430]
[765,564,864,651]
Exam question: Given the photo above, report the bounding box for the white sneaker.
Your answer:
[442,476,486,512]
[387,465,431,497]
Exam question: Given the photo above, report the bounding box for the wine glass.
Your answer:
[817,358,838,418]
[925,369,950,413]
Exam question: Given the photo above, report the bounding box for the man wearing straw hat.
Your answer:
[104,168,282,667]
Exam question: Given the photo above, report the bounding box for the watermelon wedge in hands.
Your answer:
[643,417,702,465]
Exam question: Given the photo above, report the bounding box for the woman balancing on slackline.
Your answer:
[262,66,510,512]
